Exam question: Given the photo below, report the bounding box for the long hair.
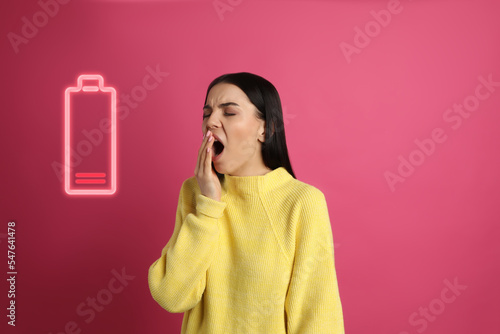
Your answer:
[204,72,296,180]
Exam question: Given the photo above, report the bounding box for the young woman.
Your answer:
[148,72,344,333]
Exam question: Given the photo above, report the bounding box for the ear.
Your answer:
[258,121,275,143]
[258,123,266,143]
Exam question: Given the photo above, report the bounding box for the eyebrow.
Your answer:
[203,102,240,111]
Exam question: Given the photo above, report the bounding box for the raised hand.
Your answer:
[194,129,222,202]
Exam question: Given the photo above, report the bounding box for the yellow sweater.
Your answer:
[148,167,344,333]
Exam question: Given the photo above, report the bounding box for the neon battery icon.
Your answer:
[64,74,117,195]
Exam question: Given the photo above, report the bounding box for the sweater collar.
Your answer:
[221,167,292,198]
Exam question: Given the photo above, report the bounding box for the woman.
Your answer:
[148,72,345,333]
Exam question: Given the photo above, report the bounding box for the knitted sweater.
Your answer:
[148,167,344,333]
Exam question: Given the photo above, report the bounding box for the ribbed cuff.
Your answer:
[196,193,227,219]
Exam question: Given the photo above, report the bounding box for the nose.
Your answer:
[205,112,221,132]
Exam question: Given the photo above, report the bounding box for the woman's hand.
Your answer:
[195,129,222,201]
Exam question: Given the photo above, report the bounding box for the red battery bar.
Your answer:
[64,74,117,195]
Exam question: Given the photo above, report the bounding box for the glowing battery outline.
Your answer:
[64,74,117,195]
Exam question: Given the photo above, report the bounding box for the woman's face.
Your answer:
[202,83,271,176]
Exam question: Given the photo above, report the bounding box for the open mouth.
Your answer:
[213,140,224,157]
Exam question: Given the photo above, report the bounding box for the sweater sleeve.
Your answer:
[285,189,345,333]
[148,180,227,313]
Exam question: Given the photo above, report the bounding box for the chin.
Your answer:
[212,161,226,175]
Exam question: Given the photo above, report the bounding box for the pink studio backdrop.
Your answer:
[1,0,499,333]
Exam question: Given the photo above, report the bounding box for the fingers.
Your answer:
[195,131,208,175]
[205,131,214,174]
[195,130,214,177]
[195,129,221,201]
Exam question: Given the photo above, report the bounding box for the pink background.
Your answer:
[1,0,500,333]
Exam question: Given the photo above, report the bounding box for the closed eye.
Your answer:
[202,113,235,119]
